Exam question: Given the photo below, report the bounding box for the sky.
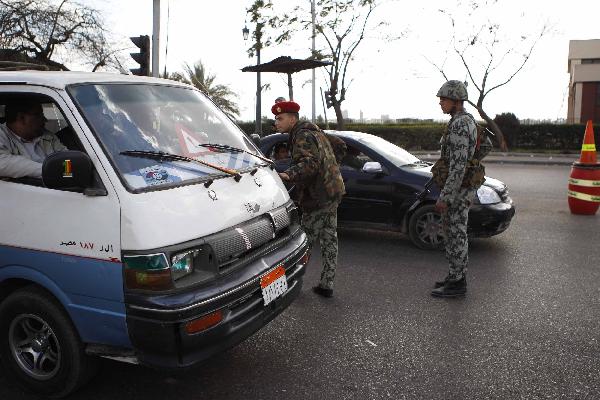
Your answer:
[78,0,599,123]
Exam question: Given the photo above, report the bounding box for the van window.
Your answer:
[0,93,85,186]
[68,84,264,192]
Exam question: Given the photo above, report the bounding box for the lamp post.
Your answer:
[243,22,262,136]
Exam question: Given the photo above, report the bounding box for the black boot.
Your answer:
[433,275,450,289]
[430,277,466,298]
[312,285,333,298]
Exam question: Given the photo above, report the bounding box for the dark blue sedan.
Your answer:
[260,130,515,250]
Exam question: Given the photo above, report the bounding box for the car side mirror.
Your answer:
[250,134,261,147]
[362,161,384,174]
[42,150,94,192]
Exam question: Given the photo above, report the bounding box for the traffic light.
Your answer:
[130,35,150,76]
[324,90,333,108]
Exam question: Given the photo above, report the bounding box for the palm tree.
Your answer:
[164,61,240,120]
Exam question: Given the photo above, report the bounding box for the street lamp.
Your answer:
[243,22,262,136]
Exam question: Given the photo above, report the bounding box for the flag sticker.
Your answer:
[63,159,73,178]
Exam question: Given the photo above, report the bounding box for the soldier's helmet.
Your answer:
[436,80,468,101]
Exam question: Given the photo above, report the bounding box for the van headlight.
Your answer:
[477,185,501,204]
[123,253,173,290]
[123,248,201,291]
[171,249,199,280]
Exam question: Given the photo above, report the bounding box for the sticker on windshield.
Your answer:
[139,165,182,186]
[176,123,210,158]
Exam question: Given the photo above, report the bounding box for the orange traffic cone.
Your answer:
[568,120,600,215]
[579,120,597,164]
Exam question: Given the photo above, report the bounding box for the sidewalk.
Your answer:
[412,151,580,166]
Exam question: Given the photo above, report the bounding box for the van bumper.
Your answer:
[124,230,308,369]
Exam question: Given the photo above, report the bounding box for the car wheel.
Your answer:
[408,204,445,250]
[0,286,97,398]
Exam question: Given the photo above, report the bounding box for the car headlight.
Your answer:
[477,185,501,204]
[171,249,199,281]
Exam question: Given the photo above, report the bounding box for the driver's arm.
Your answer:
[0,140,43,179]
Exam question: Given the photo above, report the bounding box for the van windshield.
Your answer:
[68,83,262,191]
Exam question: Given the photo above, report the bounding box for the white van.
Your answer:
[0,71,308,397]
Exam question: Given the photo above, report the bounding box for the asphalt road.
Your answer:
[2,164,600,400]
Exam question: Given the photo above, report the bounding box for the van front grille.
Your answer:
[205,204,292,269]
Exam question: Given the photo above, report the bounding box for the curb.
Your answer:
[414,153,579,166]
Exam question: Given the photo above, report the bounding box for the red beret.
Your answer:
[271,101,300,115]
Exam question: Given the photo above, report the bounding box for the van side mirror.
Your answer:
[42,150,94,192]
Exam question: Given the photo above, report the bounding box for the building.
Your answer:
[567,39,600,123]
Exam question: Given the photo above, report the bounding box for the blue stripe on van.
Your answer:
[0,244,131,348]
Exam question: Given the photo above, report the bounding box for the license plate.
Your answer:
[260,266,288,306]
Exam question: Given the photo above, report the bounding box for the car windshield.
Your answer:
[68,83,262,191]
[356,135,420,167]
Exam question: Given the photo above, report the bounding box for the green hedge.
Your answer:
[237,121,599,152]
[511,124,599,151]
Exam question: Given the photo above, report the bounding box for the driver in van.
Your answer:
[0,99,66,179]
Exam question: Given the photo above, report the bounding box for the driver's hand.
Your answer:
[279,172,290,181]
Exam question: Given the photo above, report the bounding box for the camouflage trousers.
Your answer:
[442,188,477,280]
[301,202,339,290]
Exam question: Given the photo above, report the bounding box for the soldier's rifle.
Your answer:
[408,178,434,213]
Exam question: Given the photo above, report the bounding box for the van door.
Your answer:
[0,87,128,347]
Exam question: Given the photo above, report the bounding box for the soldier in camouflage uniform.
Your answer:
[430,80,478,298]
[272,101,345,298]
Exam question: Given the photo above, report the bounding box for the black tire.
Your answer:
[0,286,97,398]
[408,204,445,250]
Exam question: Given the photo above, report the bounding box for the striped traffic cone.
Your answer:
[568,120,600,215]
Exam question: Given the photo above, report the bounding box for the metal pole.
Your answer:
[255,27,262,135]
[152,0,160,77]
[311,0,316,123]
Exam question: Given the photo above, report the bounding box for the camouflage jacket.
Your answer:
[438,111,477,202]
[285,121,345,211]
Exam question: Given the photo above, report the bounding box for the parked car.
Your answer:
[260,130,515,249]
[0,70,308,397]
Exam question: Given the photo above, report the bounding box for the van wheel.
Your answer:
[0,287,97,398]
[408,204,445,250]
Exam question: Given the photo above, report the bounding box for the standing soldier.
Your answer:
[273,101,345,298]
[430,80,484,298]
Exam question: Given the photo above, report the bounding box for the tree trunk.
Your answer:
[471,103,508,151]
[333,101,344,130]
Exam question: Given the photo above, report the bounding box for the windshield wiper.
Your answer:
[120,150,242,181]
[198,143,273,166]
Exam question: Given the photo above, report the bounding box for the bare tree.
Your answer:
[0,0,126,71]
[247,0,397,129]
[428,0,549,150]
